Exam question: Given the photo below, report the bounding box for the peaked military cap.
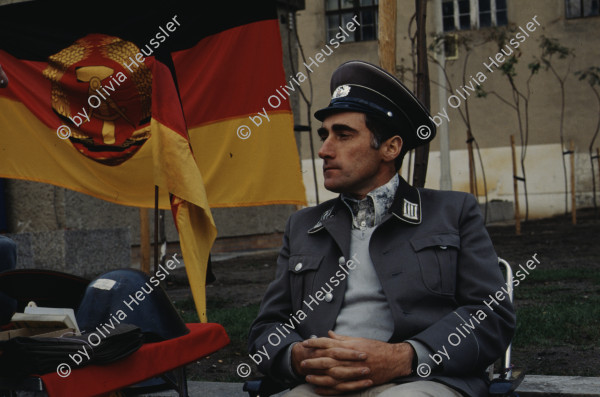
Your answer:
[314,60,436,150]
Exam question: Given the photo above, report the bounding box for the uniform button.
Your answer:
[325,293,333,302]
[360,220,366,227]
[439,246,448,250]
[338,256,345,264]
[310,334,318,339]
[295,263,303,271]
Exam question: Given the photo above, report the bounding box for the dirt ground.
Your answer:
[172,208,600,383]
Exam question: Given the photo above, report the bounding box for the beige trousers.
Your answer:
[283,381,464,397]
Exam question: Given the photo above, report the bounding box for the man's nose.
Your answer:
[318,136,334,159]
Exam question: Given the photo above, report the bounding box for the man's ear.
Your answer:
[381,135,403,163]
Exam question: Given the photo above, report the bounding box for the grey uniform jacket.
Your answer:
[248,177,516,397]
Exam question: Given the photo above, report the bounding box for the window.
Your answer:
[326,0,378,43]
[566,0,600,18]
[442,0,508,31]
[444,34,459,60]
[458,0,471,29]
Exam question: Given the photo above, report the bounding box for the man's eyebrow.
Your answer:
[330,123,359,133]
[317,123,359,137]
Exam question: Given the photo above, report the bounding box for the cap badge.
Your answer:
[332,85,351,99]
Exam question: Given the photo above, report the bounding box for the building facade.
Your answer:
[296,0,600,219]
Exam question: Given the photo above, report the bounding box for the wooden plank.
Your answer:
[378,0,396,73]
[571,140,576,225]
[511,135,521,235]
[139,208,150,274]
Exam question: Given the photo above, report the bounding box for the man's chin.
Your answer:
[323,180,344,194]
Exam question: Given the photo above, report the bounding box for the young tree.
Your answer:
[478,26,541,221]
[536,36,575,214]
[428,32,491,218]
[575,66,600,211]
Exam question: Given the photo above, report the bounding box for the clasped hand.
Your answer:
[291,330,414,395]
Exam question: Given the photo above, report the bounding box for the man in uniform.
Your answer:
[248,60,515,397]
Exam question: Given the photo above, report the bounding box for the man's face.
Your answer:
[317,112,395,198]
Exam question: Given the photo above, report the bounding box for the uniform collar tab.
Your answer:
[308,205,336,234]
[391,177,422,224]
[308,176,421,232]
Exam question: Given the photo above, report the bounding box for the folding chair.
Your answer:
[487,258,524,397]
[244,258,523,397]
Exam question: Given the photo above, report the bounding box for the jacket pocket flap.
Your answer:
[288,255,324,273]
[410,233,460,252]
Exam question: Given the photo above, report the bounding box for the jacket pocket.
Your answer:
[288,255,324,312]
[288,255,324,274]
[410,233,460,295]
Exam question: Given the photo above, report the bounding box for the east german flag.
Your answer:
[0,1,305,321]
[171,17,306,207]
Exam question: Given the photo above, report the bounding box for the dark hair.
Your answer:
[364,114,407,171]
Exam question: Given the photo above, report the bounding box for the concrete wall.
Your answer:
[302,142,591,219]
[6,229,131,278]
[295,0,600,218]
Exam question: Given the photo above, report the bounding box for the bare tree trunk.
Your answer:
[412,0,431,188]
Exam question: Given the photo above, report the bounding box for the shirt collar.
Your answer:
[308,174,422,234]
[341,174,399,229]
